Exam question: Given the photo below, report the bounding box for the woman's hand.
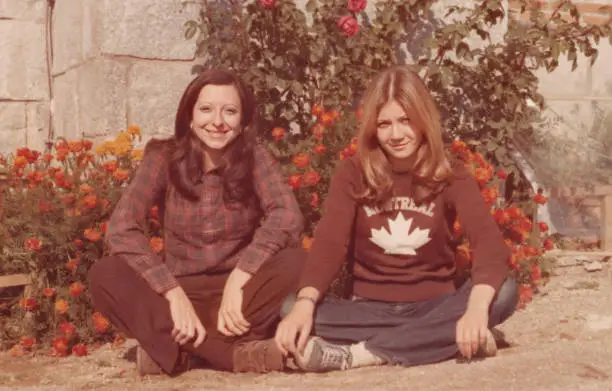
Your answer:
[275,298,316,356]
[164,286,207,347]
[217,268,252,337]
[456,305,490,359]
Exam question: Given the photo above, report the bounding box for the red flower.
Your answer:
[313,144,326,155]
[19,298,38,311]
[312,124,326,139]
[347,0,367,12]
[543,238,554,251]
[51,337,69,357]
[288,174,302,190]
[92,312,111,333]
[337,15,360,37]
[113,168,129,181]
[480,186,498,204]
[20,337,36,350]
[271,127,285,142]
[69,282,85,297]
[83,140,93,151]
[72,344,88,357]
[303,170,321,187]
[149,237,164,253]
[84,228,101,242]
[65,258,79,273]
[531,264,542,284]
[82,194,97,209]
[538,222,549,232]
[150,206,159,219]
[534,193,548,205]
[103,160,118,173]
[24,237,42,251]
[518,285,534,308]
[311,105,324,117]
[496,169,509,180]
[310,192,320,208]
[258,0,275,8]
[39,200,52,213]
[43,287,56,297]
[59,322,77,338]
[100,221,108,234]
[55,299,69,314]
[292,153,310,169]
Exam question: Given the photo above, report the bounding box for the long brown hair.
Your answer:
[155,69,258,205]
[356,65,452,205]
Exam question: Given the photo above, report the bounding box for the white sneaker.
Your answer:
[295,337,353,372]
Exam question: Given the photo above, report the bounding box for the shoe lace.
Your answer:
[319,343,351,370]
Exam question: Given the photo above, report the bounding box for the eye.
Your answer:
[224,108,239,115]
[400,116,411,124]
[377,120,390,128]
[199,106,211,112]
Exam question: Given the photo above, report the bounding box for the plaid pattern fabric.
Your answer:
[105,143,303,294]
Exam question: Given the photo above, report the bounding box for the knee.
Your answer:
[491,277,518,323]
[280,293,297,318]
[88,255,128,297]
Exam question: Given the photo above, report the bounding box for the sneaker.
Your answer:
[233,338,285,373]
[294,337,353,372]
[136,346,163,376]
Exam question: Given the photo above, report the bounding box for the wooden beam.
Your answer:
[0,274,31,288]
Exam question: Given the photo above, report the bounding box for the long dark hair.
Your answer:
[163,69,257,205]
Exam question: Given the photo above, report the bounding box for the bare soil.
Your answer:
[2,252,612,391]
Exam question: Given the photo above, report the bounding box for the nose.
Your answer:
[390,122,403,140]
[213,108,223,127]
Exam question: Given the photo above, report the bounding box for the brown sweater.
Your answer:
[298,157,510,303]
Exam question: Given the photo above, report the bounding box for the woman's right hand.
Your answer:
[164,286,207,347]
[275,299,316,356]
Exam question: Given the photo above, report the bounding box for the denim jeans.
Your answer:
[282,278,518,366]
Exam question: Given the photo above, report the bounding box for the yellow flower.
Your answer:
[114,131,131,144]
[95,141,114,156]
[127,125,141,137]
[130,149,144,162]
[113,140,131,157]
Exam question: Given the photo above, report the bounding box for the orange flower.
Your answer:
[83,140,93,151]
[59,322,77,338]
[538,222,549,232]
[42,153,53,163]
[313,144,326,155]
[506,205,523,220]
[310,192,320,208]
[10,344,26,357]
[534,193,548,205]
[450,140,467,153]
[531,264,542,284]
[543,238,554,251]
[518,285,534,308]
[56,148,69,162]
[24,238,42,251]
[492,209,510,225]
[65,258,79,273]
[19,298,38,311]
[79,184,93,194]
[149,237,164,253]
[302,236,314,252]
[42,287,56,297]
[455,244,472,269]
[302,170,321,187]
[292,153,310,169]
[113,168,129,181]
[271,127,285,142]
[69,282,85,297]
[312,123,326,139]
[82,194,97,209]
[319,112,335,126]
[496,169,509,180]
[51,337,69,357]
[84,228,101,242]
[20,337,36,350]
[92,312,111,333]
[55,299,69,314]
[288,174,302,190]
[480,186,498,204]
[68,141,83,153]
[473,166,493,185]
[311,105,324,117]
[131,149,144,162]
[13,155,28,169]
[72,344,88,357]
[103,160,118,173]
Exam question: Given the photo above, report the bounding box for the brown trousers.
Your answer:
[88,247,305,374]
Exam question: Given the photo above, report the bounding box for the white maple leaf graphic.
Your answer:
[369,213,431,255]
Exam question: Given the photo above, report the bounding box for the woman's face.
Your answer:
[375,99,423,166]
[190,84,242,151]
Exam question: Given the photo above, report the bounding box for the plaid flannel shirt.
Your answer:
[105,143,304,294]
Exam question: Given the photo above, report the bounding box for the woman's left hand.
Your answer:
[217,268,252,337]
[456,306,489,359]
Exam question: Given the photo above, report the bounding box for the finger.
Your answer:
[223,312,244,336]
[274,328,289,356]
[456,324,466,357]
[225,309,249,335]
[217,313,232,336]
[470,328,480,356]
[193,322,207,348]
[234,309,251,330]
[297,323,312,354]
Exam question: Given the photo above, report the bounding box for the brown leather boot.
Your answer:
[232,339,285,373]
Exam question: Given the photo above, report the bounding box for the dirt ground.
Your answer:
[2,251,612,391]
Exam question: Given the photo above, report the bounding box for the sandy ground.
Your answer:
[2,253,612,391]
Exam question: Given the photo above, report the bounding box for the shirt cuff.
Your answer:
[141,263,180,294]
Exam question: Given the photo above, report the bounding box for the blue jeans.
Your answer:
[281,278,518,366]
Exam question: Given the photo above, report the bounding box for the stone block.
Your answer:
[101,0,198,60]
[0,20,47,100]
[52,0,102,75]
[591,40,612,97]
[0,101,27,154]
[128,61,194,137]
[26,101,49,152]
[0,0,46,22]
[77,58,129,137]
[536,54,591,98]
[52,69,80,141]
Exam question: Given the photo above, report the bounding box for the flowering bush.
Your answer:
[0,127,160,356]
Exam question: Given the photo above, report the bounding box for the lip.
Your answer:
[389,142,408,150]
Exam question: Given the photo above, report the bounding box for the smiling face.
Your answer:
[190,84,242,154]
[375,99,423,169]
